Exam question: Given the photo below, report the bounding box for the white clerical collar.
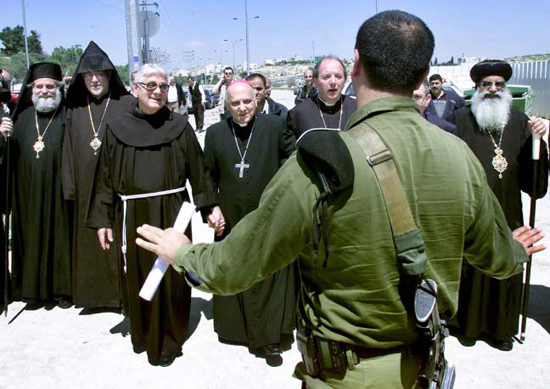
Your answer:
[233,119,249,128]
[318,96,338,107]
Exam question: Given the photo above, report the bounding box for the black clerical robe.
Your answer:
[287,94,357,138]
[204,115,296,350]
[63,93,135,309]
[11,106,72,303]
[449,107,548,340]
[87,107,216,364]
[0,137,7,313]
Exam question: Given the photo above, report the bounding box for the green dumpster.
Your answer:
[463,85,534,115]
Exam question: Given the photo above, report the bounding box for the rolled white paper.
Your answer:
[532,132,541,160]
[139,201,196,301]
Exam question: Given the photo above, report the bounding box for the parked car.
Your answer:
[204,90,219,110]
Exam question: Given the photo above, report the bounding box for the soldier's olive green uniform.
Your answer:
[174,97,526,388]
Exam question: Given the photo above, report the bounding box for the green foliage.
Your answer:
[0,25,43,55]
[116,64,130,85]
[50,45,83,76]
[0,52,48,81]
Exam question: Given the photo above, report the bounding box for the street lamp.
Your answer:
[224,38,243,70]
[232,0,259,76]
[214,49,229,65]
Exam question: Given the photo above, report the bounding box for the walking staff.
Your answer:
[1,108,12,317]
[520,132,543,340]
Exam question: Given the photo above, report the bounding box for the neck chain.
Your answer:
[33,107,59,159]
[487,121,508,179]
[231,119,256,178]
[87,93,111,155]
[316,96,343,130]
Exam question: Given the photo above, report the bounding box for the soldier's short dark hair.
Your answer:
[355,10,434,94]
[245,73,266,87]
[313,56,347,80]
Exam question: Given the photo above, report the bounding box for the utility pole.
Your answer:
[312,41,315,66]
[140,2,158,63]
[233,0,259,76]
[21,0,30,69]
[125,0,142,83]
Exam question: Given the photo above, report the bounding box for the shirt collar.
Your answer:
[345,96,420,131]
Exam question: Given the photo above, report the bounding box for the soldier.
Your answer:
[136,11,545,387]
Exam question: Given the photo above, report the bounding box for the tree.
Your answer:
[0,52,48,81]
[433,57,438,65]
[449,56,454,65]
[115,64,129,86]
[0,25,43,55]
[50,45,83,76]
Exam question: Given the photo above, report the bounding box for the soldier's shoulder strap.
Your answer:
[347,121,427,276]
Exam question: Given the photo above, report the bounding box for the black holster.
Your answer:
[296,328,347,379]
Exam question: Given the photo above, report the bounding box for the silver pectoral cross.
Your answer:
[235,161,250,178]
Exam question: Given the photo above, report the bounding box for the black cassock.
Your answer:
[87,107,216,364]
[11,107,72,302]
[287,94,357,138]
[204,114,297,350]
[449,107,548,340]
[0,137,7,313]
[63,93,135,309]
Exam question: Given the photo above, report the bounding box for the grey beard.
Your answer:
[471,88,512,133]
[32,91,62,113]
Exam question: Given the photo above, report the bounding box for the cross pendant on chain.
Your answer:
[235,161,250,178]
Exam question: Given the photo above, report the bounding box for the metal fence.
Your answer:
[510,60,550,118]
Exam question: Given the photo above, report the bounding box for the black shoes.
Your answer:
[488,336,514,351]
[261,343,282,356]
[148,349,183,367]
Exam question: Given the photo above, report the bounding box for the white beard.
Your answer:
[471,88,512,133]
[32,90,62,113]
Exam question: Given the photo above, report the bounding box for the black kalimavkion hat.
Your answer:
[470,60,513,84]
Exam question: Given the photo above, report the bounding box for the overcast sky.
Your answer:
[4,0,550,70]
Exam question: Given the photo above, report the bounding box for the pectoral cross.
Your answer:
[235,161,250,178]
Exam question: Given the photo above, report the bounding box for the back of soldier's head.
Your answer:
[355,10,434,95]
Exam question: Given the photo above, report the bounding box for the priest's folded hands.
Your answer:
[136,225,190,265]
[207,205,226,236]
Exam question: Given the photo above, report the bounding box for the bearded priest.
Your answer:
[449,59,548,351]
[0,62,72,308]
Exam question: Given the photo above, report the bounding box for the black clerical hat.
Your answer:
[470,60,513,84]
[11,62,64,122]
[65,41,130,105]
[29,62,63,82]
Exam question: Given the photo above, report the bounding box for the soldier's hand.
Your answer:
[0,117,13,138]
[136,224,191,265]
[98,228,113,250]
[513,226,546,256]
[528,117,547,137]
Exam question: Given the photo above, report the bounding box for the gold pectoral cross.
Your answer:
[33,137,45,159]
[90,136,102,155]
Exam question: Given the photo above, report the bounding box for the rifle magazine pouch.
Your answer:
[394,227,428,277]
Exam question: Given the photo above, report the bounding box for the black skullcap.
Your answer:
[470,60,512,84]
[30,62,63,82]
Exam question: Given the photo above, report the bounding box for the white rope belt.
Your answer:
[118,186,187,271]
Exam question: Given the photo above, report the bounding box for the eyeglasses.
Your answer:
[224,72,233,76]
[138,82,169,92]
[479,81,506,90]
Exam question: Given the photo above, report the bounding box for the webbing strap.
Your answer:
[347,122,415,235]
